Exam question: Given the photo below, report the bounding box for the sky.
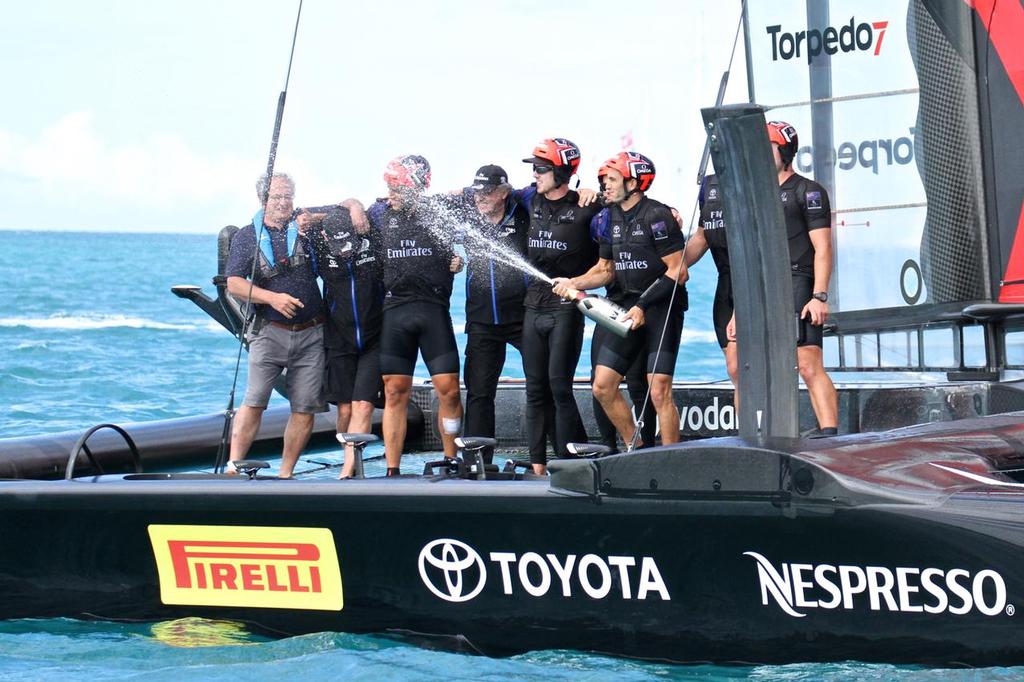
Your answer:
[0,1,749,233]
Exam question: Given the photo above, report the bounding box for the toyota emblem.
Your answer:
[418,538,487,603]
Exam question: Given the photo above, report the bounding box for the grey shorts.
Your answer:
[243,323,327,414]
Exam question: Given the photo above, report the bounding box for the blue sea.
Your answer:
[0,230,1017,680]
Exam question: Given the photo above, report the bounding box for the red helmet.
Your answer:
[522,138,581,183]
[767,121,799,168]
[383,154,431,190]
[598,151,656,192]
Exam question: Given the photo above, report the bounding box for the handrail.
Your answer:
[960,304,1024,322]
[827,302,983,336]
[65,424,142,480]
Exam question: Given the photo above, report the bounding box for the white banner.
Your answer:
[746,0,925,312]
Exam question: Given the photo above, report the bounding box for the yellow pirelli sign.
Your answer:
[148,525,343,611]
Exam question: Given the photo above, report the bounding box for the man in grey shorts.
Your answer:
[224,172,327,478]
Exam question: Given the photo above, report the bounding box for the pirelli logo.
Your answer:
[148,525,343,611]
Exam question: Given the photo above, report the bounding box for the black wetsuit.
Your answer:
[589,208,655,450]
[308,205,384,405]
[369,197,460,376]
[596,197,687,377]
[699,173,832,347]
[698,175,734,349]
[518,186,601,464]
[780,173,832,346]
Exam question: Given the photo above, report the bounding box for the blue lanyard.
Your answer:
[253,210,299,265]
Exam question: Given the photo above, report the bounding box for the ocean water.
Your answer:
[0,230,1016,680]
[0,230,726,438]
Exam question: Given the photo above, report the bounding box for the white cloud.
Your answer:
[0,2,751,232]
[0,111,256,209]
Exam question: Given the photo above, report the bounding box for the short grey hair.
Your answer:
[255,172,295,200]
[480,182,512,196]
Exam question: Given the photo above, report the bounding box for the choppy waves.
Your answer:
[2,314,718,343]
[0,314,223,332]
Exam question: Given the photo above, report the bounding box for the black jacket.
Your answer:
[463,195,530,325]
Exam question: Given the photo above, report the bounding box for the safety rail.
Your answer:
[824,302,1024,378]
[64,424,142,480]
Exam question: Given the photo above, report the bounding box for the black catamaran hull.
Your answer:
[2,416,1024,666]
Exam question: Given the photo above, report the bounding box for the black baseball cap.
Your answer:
[470,164,508,190]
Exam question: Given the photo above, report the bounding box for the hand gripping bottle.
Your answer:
[573,291,633,338]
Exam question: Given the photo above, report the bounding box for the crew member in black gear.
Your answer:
[685,173,739,407]
[686,121,837,435]
[555,152,687,447]
[459,165,532,464]
[589,208,656,451]
[300,203,384,479]
[771,120,837,434]
[519,138,602,474]
[369,155,465,475]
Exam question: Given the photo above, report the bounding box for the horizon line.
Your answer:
[0,226,226,236]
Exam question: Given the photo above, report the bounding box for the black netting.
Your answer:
[910,0,989,303]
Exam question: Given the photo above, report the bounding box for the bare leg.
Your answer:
[229,405,265,470]
[350,400,374,433]
[648,373,680,444]
[431,373,463,459]
[340,400,374,478]
[382,374,413,471]
[279,411,315,478]
[336,402,353,433]
[335,402,353,478]
[592,365,636,445]
[798,345,838,429]
[723,341,739,414]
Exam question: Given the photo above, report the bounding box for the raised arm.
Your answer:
[340,198,369,233]
[683,224,709,267]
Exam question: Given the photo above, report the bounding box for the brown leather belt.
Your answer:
[266,314,324,332]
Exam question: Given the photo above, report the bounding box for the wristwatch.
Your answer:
[812,291,828,303]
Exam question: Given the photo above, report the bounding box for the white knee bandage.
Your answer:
[442,417,462,435]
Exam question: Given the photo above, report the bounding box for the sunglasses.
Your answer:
[532,164,554,175]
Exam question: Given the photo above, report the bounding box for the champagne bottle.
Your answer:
[573,292,633,338]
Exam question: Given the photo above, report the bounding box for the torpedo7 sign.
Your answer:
[766,17,890,64]
[148,525,343,610]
